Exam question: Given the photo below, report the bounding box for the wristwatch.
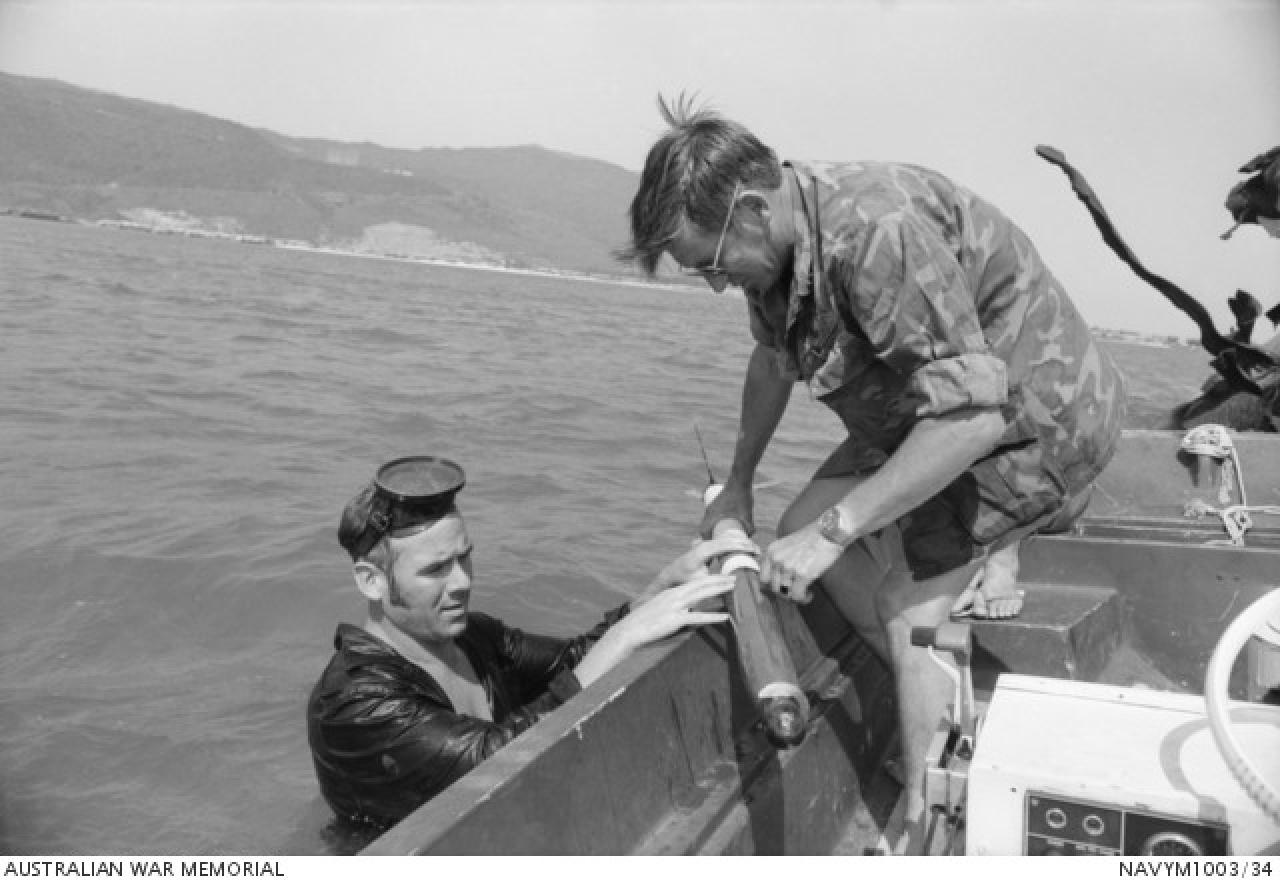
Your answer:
[817,505,856,548]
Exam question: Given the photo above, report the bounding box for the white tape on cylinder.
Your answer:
[759,682,810,713]
[720,553,760,574]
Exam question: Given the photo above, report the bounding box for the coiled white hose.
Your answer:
[1202,587,1280,825]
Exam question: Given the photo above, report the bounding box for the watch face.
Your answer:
[819,506,850,544]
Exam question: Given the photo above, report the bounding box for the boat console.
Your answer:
[967,675,1280,855]
[914,588,1280,856]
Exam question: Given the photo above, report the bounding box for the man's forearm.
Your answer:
[727,344,793,484]
[839,406,1007,538]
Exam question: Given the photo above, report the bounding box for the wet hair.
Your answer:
[362,535,396,573]
[617,93,783,275]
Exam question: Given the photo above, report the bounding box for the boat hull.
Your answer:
[365,588,899,855]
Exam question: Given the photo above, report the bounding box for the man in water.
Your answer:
[620,97,1126,843]
[307,455,752,830]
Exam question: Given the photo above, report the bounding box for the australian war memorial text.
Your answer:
[3,862,284,879]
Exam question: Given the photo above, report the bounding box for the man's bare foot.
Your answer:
[951,541,1024,620]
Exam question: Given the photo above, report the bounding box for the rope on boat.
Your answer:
[1180,424,1280,546]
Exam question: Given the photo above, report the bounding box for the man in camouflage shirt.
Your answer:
[621,97,1126,845]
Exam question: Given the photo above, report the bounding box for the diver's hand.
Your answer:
[698,477,754,539]
[634,535,761,605]
[575,574,734,688]
[759,521,846,605]
[618,573,735,646]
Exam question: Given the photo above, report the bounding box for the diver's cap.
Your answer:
[338,456,466,560]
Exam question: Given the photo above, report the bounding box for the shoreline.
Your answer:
[272,241,705,293]
[38,212,707,295]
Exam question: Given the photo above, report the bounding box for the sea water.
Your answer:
[0,216,1212,854]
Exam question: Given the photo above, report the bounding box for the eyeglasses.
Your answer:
[683,182,740,288]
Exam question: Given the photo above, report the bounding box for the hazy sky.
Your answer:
[2,0,1278,337]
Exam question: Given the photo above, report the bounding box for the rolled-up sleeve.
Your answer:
[833,212,1011,418]
[907,353,1009,413]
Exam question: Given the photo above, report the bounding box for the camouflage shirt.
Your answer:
[747,160,1127,546]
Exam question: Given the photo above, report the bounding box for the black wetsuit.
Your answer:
[306,607,626,829]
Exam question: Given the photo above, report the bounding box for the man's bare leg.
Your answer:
[778,479,980,840]
[873,559,980,847]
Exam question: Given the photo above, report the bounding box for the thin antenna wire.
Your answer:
[693,423,716,485]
